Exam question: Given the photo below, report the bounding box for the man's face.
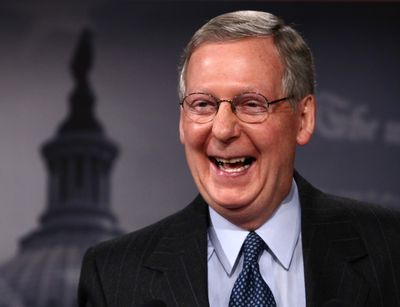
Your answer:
[180,37,315,229]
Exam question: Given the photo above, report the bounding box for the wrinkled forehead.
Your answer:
[185,38,285,97]
[184,36,284,77]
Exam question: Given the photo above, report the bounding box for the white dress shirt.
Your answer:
[207,180,305,307]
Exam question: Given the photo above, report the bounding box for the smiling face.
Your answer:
[180,37,315,230]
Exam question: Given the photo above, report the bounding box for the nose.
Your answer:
[211,101,241,143]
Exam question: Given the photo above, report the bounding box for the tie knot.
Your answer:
[242,231,265,265]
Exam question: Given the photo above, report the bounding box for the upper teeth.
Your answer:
[215,157,246,164]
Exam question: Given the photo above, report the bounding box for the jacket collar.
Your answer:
[295,172,370,307]
[143,195,210,307]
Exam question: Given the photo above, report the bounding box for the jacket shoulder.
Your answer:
[297,172,400,254]
[296,171,400,227]
[89,198,203,264]
[78,196,208,306]
[317,189,400,233]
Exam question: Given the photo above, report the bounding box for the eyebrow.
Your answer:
[187,87,268,97]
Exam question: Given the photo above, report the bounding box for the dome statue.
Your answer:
[0,30,122,307]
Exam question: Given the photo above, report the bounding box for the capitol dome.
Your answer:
[1,245,85,307]
[0,30,122,307]
[0,276,26,307]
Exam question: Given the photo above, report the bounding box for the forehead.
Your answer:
[186,37,284,95]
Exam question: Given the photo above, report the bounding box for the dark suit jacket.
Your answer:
[78,173,400,307]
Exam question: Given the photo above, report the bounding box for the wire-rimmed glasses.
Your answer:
[180,92,290,124]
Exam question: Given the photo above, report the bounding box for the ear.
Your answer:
[179,109,186,144]
[296,94,316,145]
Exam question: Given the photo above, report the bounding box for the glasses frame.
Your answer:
[180,91,291,124]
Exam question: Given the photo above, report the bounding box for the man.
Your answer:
[78,10,400,307]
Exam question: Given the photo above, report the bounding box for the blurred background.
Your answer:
[0,1,399,306]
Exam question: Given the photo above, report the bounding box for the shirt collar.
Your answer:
[208,179,301,274]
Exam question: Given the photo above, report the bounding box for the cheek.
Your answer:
[181,121,211,150]
[182,123,212,180]
[249,117,299,157]
[273,119,301,160]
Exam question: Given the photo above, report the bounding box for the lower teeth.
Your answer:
[219,163,250,173]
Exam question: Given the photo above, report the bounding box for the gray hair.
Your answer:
[178,10,315,106]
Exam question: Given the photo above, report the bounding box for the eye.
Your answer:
[242,99,263,108]
[236,94,268,114]
[186,94,217,114]
[191,99,214,109]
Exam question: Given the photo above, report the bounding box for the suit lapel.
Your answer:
[144,196,210,307]
[296,173,370,307]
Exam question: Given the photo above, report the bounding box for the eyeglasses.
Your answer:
[180,92,290,124]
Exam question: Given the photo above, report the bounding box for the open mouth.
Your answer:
[210,156,255,173]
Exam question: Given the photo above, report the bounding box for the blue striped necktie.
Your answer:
[229,231,277,307]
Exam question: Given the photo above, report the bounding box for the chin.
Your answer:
[208,191,255,210]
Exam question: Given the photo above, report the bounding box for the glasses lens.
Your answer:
[183,93,217,123]
[234,93,269,123]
